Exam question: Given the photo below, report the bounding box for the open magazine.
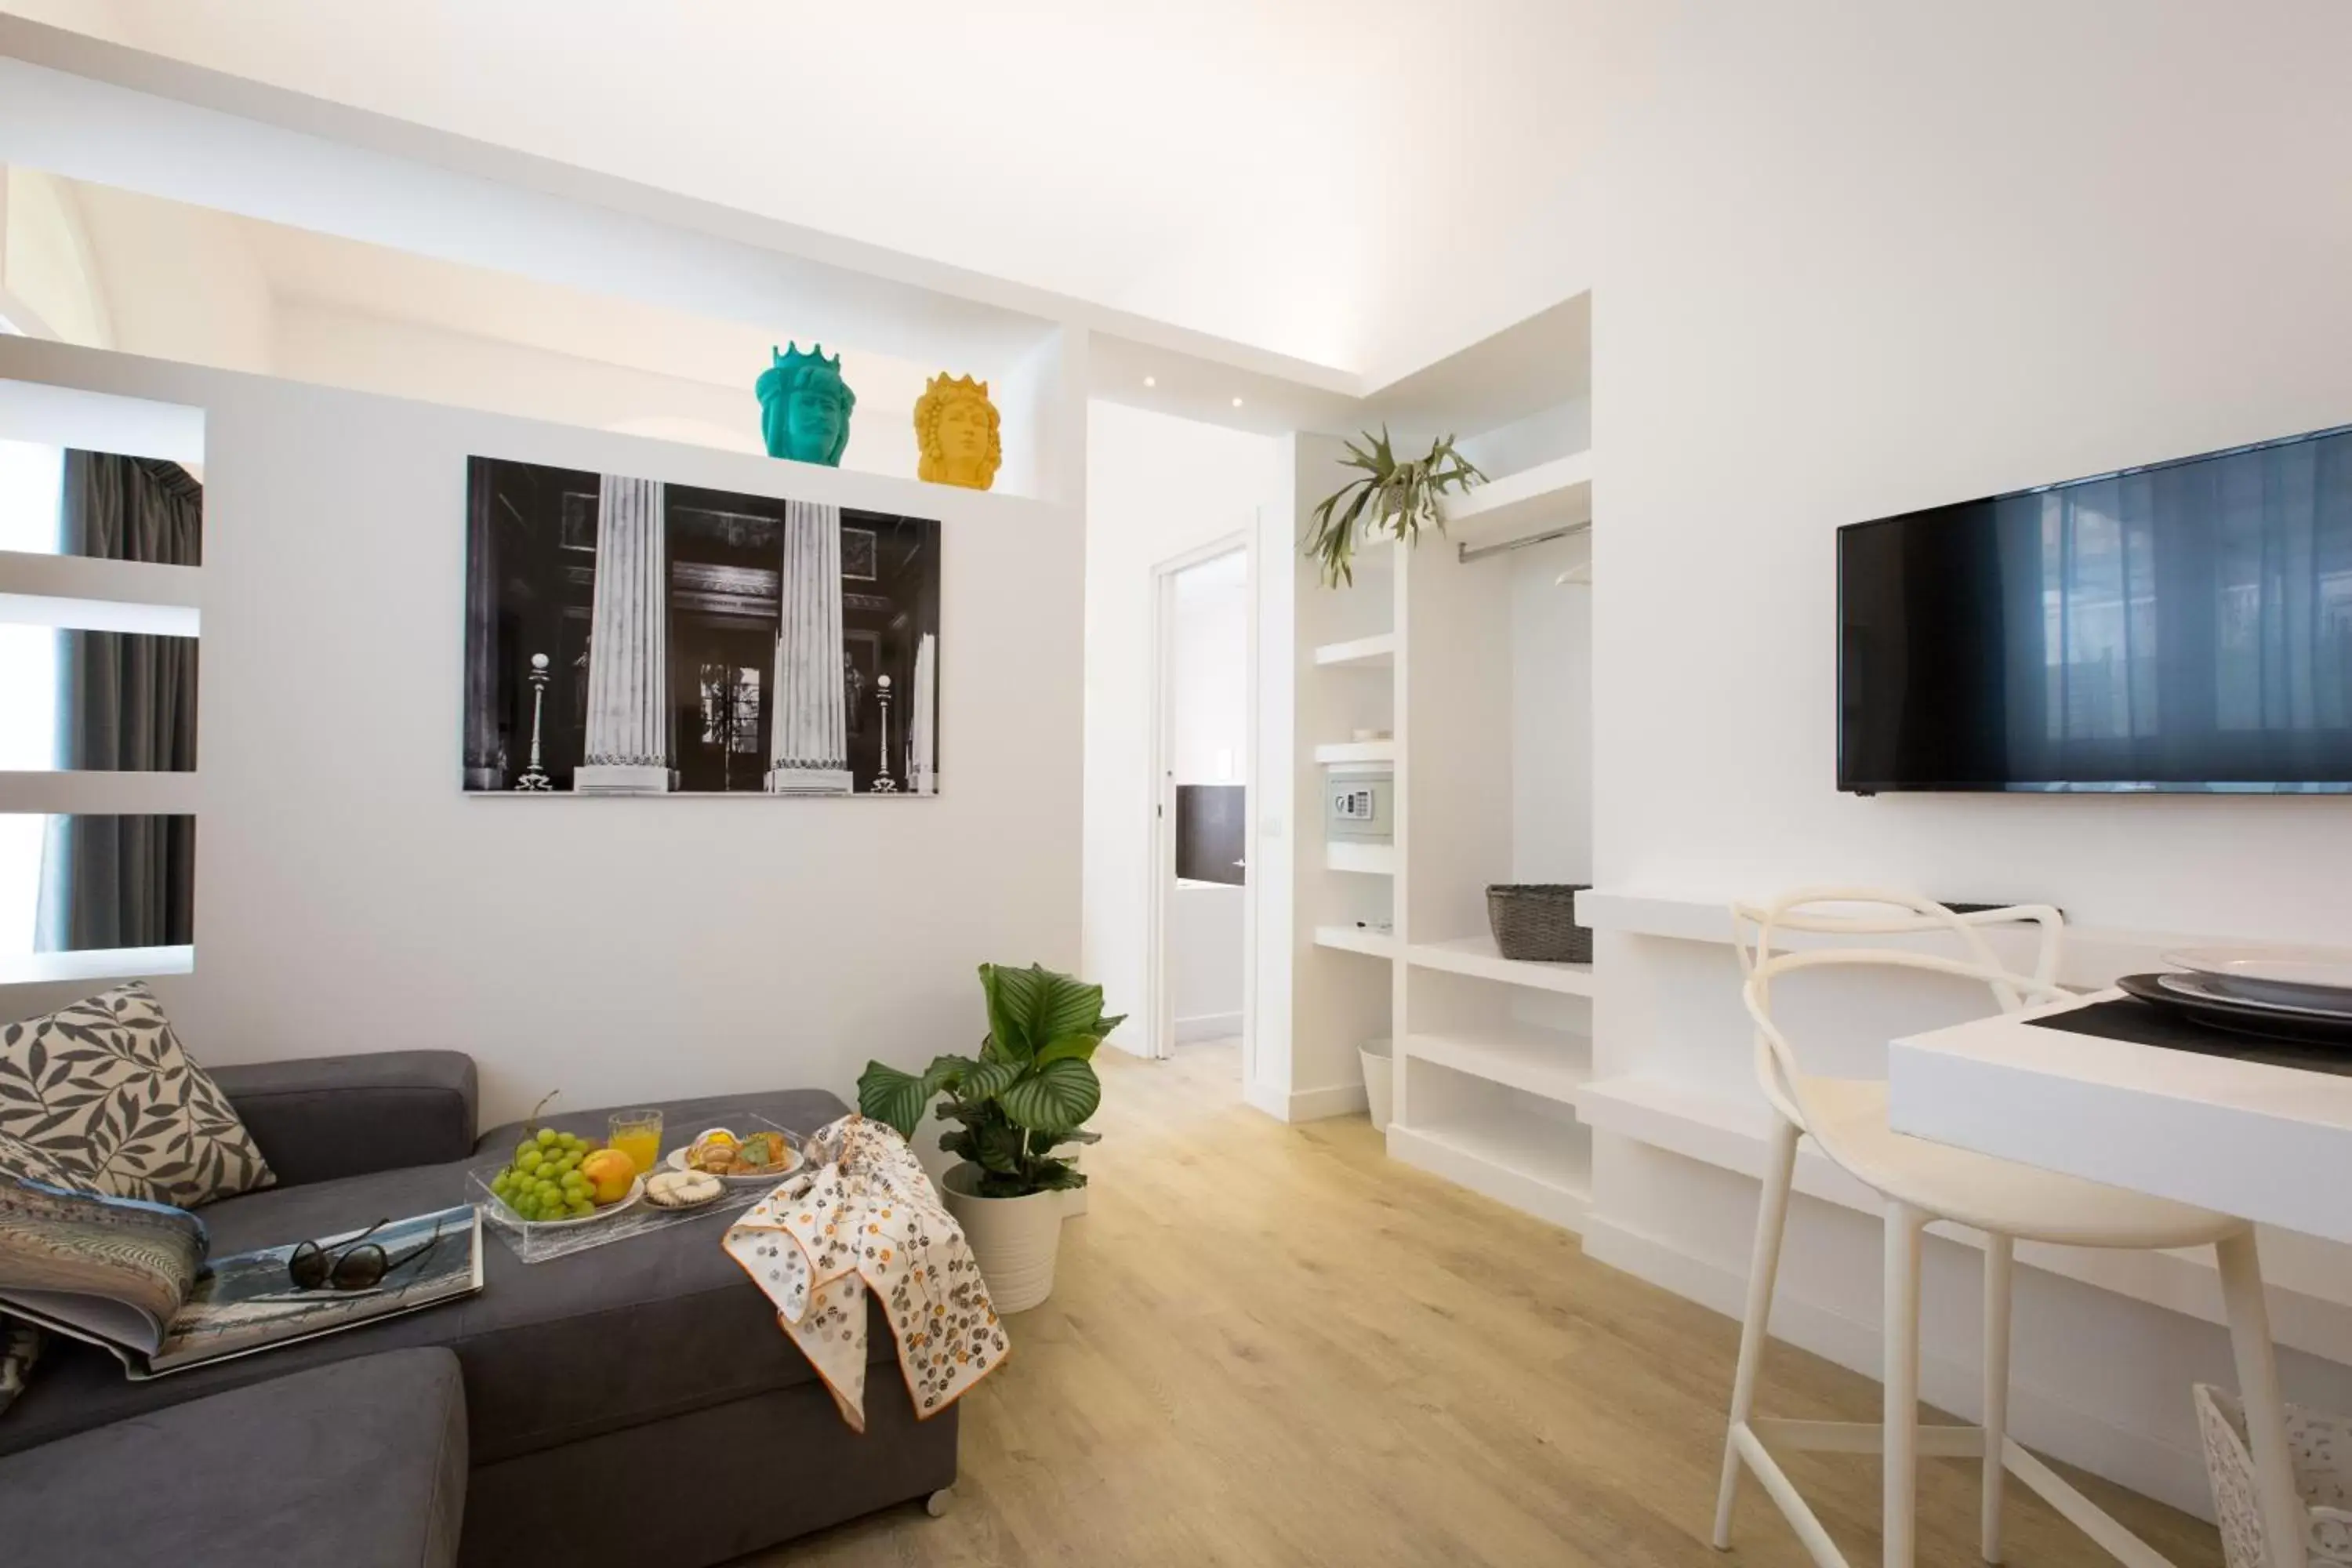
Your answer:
[0,1171,480,1379]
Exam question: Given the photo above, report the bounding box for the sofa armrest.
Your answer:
[208,1052,479,1189]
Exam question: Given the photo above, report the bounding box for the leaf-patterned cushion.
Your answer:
[0,983,273,1207]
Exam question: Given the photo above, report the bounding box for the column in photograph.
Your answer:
[574,474,673,793]
[909,631,938,794]
[767,499,852,793]
[461,459,503,789]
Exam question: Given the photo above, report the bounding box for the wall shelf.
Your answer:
[1441,450,1593,549]
[1313,923,1396,958]
[1404,1022,1589,1105]
[1324,841,1396,876]
[1312,633,1395,669]
[1388,1116,1592,1232]
[1405,935,1595,997]
[1576,887,2248,991]
[1313,739,1395,764]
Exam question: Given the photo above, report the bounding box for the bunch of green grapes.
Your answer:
[488,1127,597,1221]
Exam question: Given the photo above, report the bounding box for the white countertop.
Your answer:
[1888,990,2352,1244]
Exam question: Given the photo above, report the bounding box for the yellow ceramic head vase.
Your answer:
[913,373,1002,490]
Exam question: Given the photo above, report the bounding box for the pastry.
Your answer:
[688,1128,740,1174]
[644,1169,724,1209]
[734,1131,788,1173]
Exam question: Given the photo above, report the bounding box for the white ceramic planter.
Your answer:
[940,1163,1065,1312]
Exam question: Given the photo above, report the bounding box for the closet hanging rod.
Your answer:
[1457,517,1591,564]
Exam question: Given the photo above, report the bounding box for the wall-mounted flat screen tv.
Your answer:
[1838,422,2352,793]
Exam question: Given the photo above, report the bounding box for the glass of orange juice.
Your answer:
[608,1109,663,1174]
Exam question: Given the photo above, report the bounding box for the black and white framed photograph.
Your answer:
[461,457,941,796]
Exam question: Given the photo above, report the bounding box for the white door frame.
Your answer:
[1145,528,1258,1075]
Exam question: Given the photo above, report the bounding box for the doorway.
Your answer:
[1146,535,1256,1076]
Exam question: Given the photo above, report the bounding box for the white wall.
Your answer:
[0,336,1084,1124]
[1588,0,2352,1513]
[1458,396,1592,485]
[1509,536,1592,884]
[74,179,271,374]
[1,165,110,344]
[272,299,765,459]
[1081,398,1277,1054]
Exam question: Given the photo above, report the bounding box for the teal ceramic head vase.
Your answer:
[757,343,857,466]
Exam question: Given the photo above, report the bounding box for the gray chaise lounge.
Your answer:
[0,1347,469,1568]
[0,1052,958,1566]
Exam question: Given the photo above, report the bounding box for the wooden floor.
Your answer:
[766,1041,2222,1567]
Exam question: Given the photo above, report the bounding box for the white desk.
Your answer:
[1889,989,2352,1247]
[1890,989,2345,1568]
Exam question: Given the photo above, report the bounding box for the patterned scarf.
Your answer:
[722,1115,1008,1431]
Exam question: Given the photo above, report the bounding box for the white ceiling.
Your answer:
[2,0,1661,387]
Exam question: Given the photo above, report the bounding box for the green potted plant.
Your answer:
[858,962,1123,1312]
[1303,426,1486,586]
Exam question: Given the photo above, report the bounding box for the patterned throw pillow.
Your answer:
[0,983,272,1207]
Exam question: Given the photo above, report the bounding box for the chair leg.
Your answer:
[2216,1229,2308,1568]
[1885,1201,1926,1568]
[1980,1235,2013,1565]
[1715,1118,1801,1550]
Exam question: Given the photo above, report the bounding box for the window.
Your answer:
[0,408,201,980]
[0,438,63,554]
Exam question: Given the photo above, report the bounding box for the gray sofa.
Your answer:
[0,1052,958,1566]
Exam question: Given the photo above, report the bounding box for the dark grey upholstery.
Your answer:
[0,1079,956,1566]
[211,1051,479,1187]
[465,1367,957,1566]
[0,1347,466,1568]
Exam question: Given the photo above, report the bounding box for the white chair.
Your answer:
[1713,890,2304,1568]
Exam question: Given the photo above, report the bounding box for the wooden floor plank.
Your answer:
[760,1041,2223,1567]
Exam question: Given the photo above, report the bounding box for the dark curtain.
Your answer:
[34,452,201,951]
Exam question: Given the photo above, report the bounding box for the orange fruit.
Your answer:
[579,1148,637,1203]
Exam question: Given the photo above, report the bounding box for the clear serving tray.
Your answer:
[469,1112,804,1265]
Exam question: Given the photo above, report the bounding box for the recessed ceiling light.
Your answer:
[1231,396,1244,408]
[1143,376,1156,387]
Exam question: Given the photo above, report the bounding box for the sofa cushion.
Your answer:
[0,1346,466,1568]
[0,982,272,1207]
[0,1087,875,1468]
[209,1051,479,1189]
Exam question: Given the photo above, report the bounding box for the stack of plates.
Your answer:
[2121,947,2352,1044]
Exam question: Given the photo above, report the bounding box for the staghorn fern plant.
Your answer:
[1304,426,1486,587]
[857,963,1124,1198]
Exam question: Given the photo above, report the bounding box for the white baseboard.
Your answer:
[1577,1213,2216,1521]
[1241,1077,1369,1124]
[1173,1011,1243,1044]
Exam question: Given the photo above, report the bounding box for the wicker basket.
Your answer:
[2196,1383,2352,1568]
[1485,884,1593,964]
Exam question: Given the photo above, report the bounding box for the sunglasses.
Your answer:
[287,1217,448,1292]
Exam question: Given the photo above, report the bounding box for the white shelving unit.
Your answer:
[1405,1020,1590,1104]
[1406,935,1595,996]
[1312,739,1396,764]
[1325,841,1396,876]
[1313,924,1397,958]
[1312,632,1396,669]
[1291,431,1598,1234]
[1387,1114,1592,1231]
[1440,450,1594,548]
